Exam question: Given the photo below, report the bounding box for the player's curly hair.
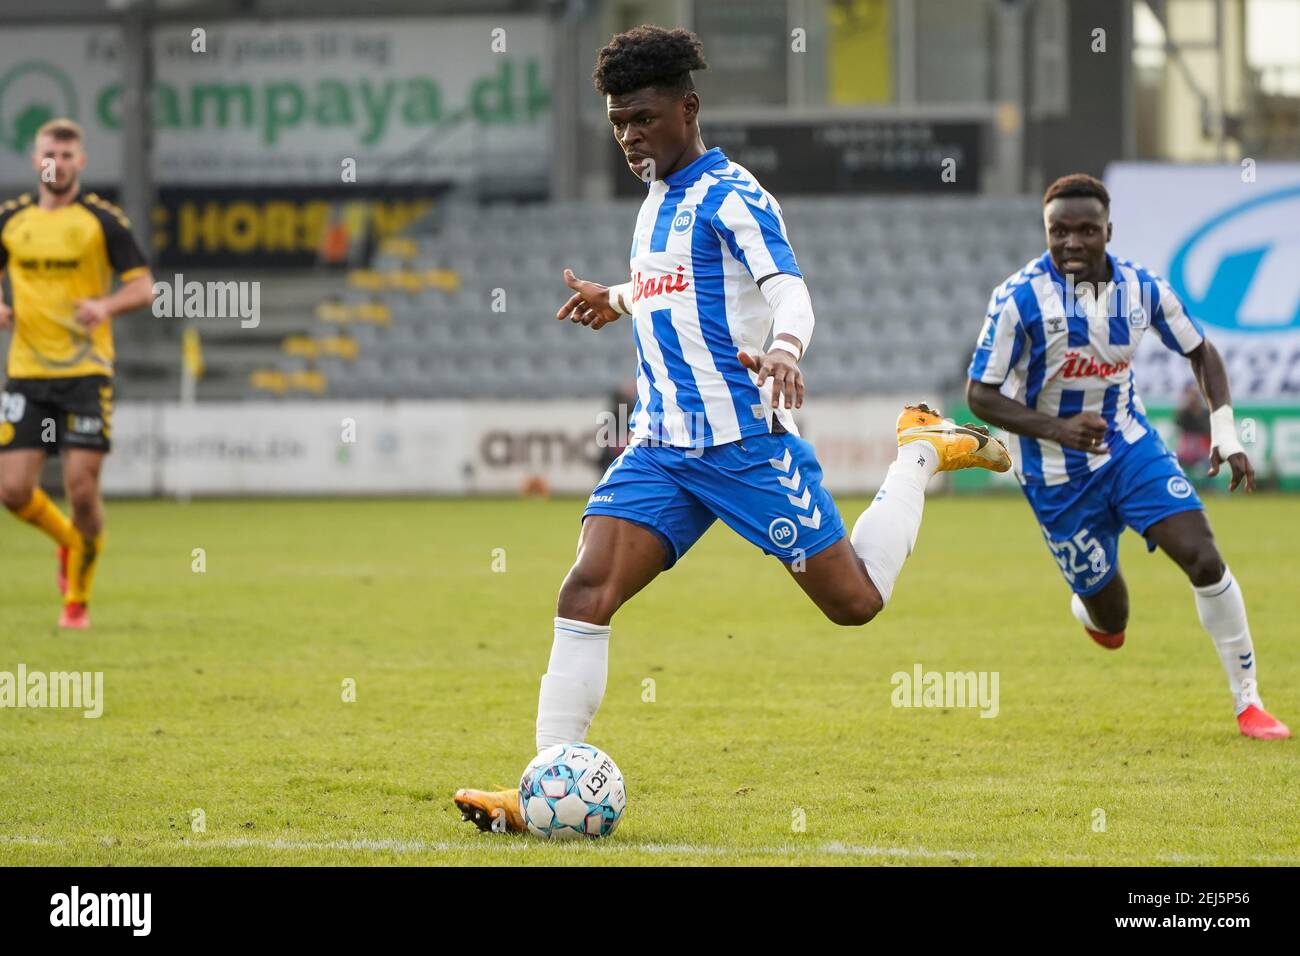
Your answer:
[1043,173,1110,210]
[592,25,708,97]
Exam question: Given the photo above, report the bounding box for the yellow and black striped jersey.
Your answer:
[0,192,149,379]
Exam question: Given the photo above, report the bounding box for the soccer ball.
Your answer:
[519,743,626,839]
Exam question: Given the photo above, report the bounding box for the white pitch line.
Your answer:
[188,837,976,859]
[184,840,1300,864]
[169,840,1300,865]
[7,835,1299,865]
[820,842,977,859]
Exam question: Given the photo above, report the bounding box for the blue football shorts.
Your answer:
[582,431,847,569]
[1021,428,1204,596]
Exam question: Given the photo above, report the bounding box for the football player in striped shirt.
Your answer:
[454,25,1012,833]
[967,173,1288,741]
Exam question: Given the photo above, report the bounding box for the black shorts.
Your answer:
[0,375,113,455]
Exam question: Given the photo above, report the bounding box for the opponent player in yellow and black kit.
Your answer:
[0,118,154,629]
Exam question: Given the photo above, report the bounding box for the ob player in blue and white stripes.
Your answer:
[967,173,1288,740]
[454,25,1013,833]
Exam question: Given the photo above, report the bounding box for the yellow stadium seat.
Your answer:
[249,369,289,395]
[282,336,320,358]
[289,369,327,394]
[355,302,392,325]
[315,302,353,323]
[378,237,419,258]
[321,337,359,361]
[425,269,461,292]
[391,270,424,293]
[347,269,386,291]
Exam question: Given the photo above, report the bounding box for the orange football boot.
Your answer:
[453,787,526,833]
[897,402,1012,473]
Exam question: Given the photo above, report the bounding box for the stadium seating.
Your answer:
[321,194,1044,400]
[88,196,1044,402]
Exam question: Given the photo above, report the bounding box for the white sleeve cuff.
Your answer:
[760,273,814,358]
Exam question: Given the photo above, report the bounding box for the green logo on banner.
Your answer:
[92,60,549,146]
[0,61,78,154]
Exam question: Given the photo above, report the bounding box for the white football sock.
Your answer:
[1193,568,1261,715]
[849,441,940,607]
[535,616,610,752]
[1070,593,1105,632]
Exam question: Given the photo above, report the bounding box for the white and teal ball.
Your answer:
[519,743,626,840]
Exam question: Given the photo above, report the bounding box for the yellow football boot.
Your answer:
[453,787,526,833]
[897,403,1012,473]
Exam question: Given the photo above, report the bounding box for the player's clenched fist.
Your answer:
[738,347,804,410]
[0,301,12,331]
[556,268,622,330]
[1052,411,1109,453]
[74,298,110,332]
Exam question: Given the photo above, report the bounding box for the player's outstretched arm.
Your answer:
[967,379,1108,453]
[556,268,624,330]
[1186,340,1255,492]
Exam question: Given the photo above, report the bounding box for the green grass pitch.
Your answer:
[0,493,1295,866]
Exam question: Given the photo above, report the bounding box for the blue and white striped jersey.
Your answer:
[968,251,1205,486]
[625,147,803,448]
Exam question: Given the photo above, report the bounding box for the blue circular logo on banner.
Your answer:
[1168,183,1300,332]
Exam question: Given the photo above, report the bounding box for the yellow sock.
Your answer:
[15,489,78,550]
[66,531,105,606]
